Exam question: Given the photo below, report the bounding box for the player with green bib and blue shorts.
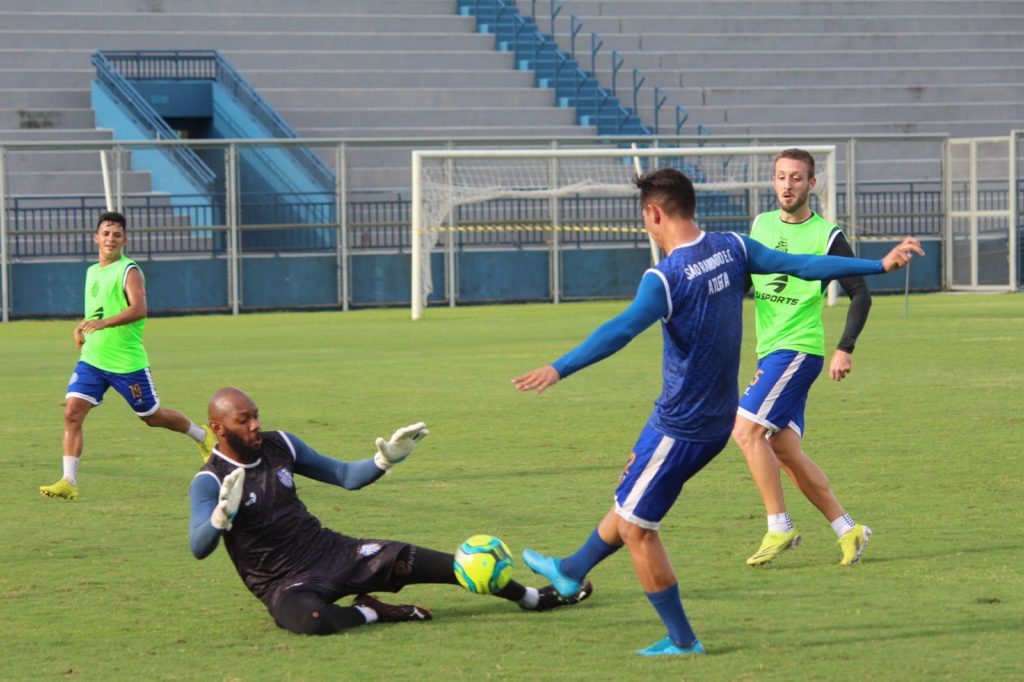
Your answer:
[40,212,216,501]
[734,149,874,567]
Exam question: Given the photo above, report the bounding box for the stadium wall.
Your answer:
[8,240,941,318]
[91,81,216,220]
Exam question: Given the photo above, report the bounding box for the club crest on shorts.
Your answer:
[358,542,382,557]
[69,372,78,386]
[275,467,294,489]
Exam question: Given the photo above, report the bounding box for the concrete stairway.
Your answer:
[0,0,596,195]
[531,0,1024,139]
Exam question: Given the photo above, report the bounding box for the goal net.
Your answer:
[411,145,837,319]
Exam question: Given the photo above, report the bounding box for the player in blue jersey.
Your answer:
[189,387,592,636]
[512,167,923,656]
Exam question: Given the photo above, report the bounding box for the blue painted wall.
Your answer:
[856,238,942,292]
[132,80,213,117]
[209,82,335,250]
[563,248,651,298]
[240,255,337,309]
[145,258,228,312]
[90,80,216,226]
[350,253,446,305]
[458,251,550,302]
[11,261,89,317]
[8,239,944,319]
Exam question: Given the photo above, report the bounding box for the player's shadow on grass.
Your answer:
[795,613,1017,649]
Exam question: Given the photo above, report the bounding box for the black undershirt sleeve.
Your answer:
[827,231,872,354]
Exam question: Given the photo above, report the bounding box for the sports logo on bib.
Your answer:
[766,275,789,293]
[91,281,99,298]
[275,468,294,489]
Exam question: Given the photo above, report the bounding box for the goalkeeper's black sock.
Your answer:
[400,544,531,604]
[494,580,528,603]
[401,545,460,586]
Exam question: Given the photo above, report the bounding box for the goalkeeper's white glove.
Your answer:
[210,468,245,531]
[373,422,429,471]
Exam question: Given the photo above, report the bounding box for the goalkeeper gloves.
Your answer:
[210,467,245,531]
[374,422,429,471]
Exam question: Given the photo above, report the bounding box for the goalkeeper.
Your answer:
[188,387,590,635]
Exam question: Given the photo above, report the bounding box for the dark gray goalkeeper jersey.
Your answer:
[198,431,361,606]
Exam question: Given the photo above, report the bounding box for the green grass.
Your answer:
[2,294,1021,681]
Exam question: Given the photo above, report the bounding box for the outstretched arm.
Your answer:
[512,271,668,394]
[288,432,387,490]
[742,235,923,280]
[189,473,224,559]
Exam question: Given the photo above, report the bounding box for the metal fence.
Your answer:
[1,133,1021,321]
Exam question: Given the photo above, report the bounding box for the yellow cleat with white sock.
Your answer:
[746,529,801,566]
[838,524,872,566]
[40,479,78,500]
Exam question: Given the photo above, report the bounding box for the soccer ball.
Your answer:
[453,534,514,594]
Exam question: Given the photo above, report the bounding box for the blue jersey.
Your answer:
[646,231,749,441]
[550,231,885,443]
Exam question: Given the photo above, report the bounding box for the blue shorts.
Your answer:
[66,360,160,416]
[737,350,824,437]
[614,423,729,530]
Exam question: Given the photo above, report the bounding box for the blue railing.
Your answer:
[96,50,335,191]
[460,0,708,138]
[462,0,648,135]
[92,52,217,192]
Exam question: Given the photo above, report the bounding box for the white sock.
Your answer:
[63,455,79,485]
[185,422,206,442]
[767,512,793,533]
[354,605,378,624]
[831,513,856,538]
[518,587,540,610]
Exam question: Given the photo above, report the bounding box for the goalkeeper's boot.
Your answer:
[636,636,705,657]
[353,594,432,623]
[837,524,872,566]
[522,549,582,598]
[525,579,594,612]
[196,425,217,462]
[40,478,78,500]
[746,529,801,566]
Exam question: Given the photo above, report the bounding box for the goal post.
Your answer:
[411,144,837,320]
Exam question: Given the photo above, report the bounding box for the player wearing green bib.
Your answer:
[732,149,874,567]
[40,212,217,501]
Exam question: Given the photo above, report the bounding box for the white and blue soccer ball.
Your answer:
[453,534,514,594]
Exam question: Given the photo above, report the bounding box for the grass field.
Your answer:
[2,293,1021,681]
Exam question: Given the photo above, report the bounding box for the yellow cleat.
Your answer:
[40,479,78,500]
[196,425,216,462]
[746,529,801,566]
[838,524,872,566]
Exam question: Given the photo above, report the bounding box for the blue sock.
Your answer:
[645,584,697,648]
[559,529,620,581]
